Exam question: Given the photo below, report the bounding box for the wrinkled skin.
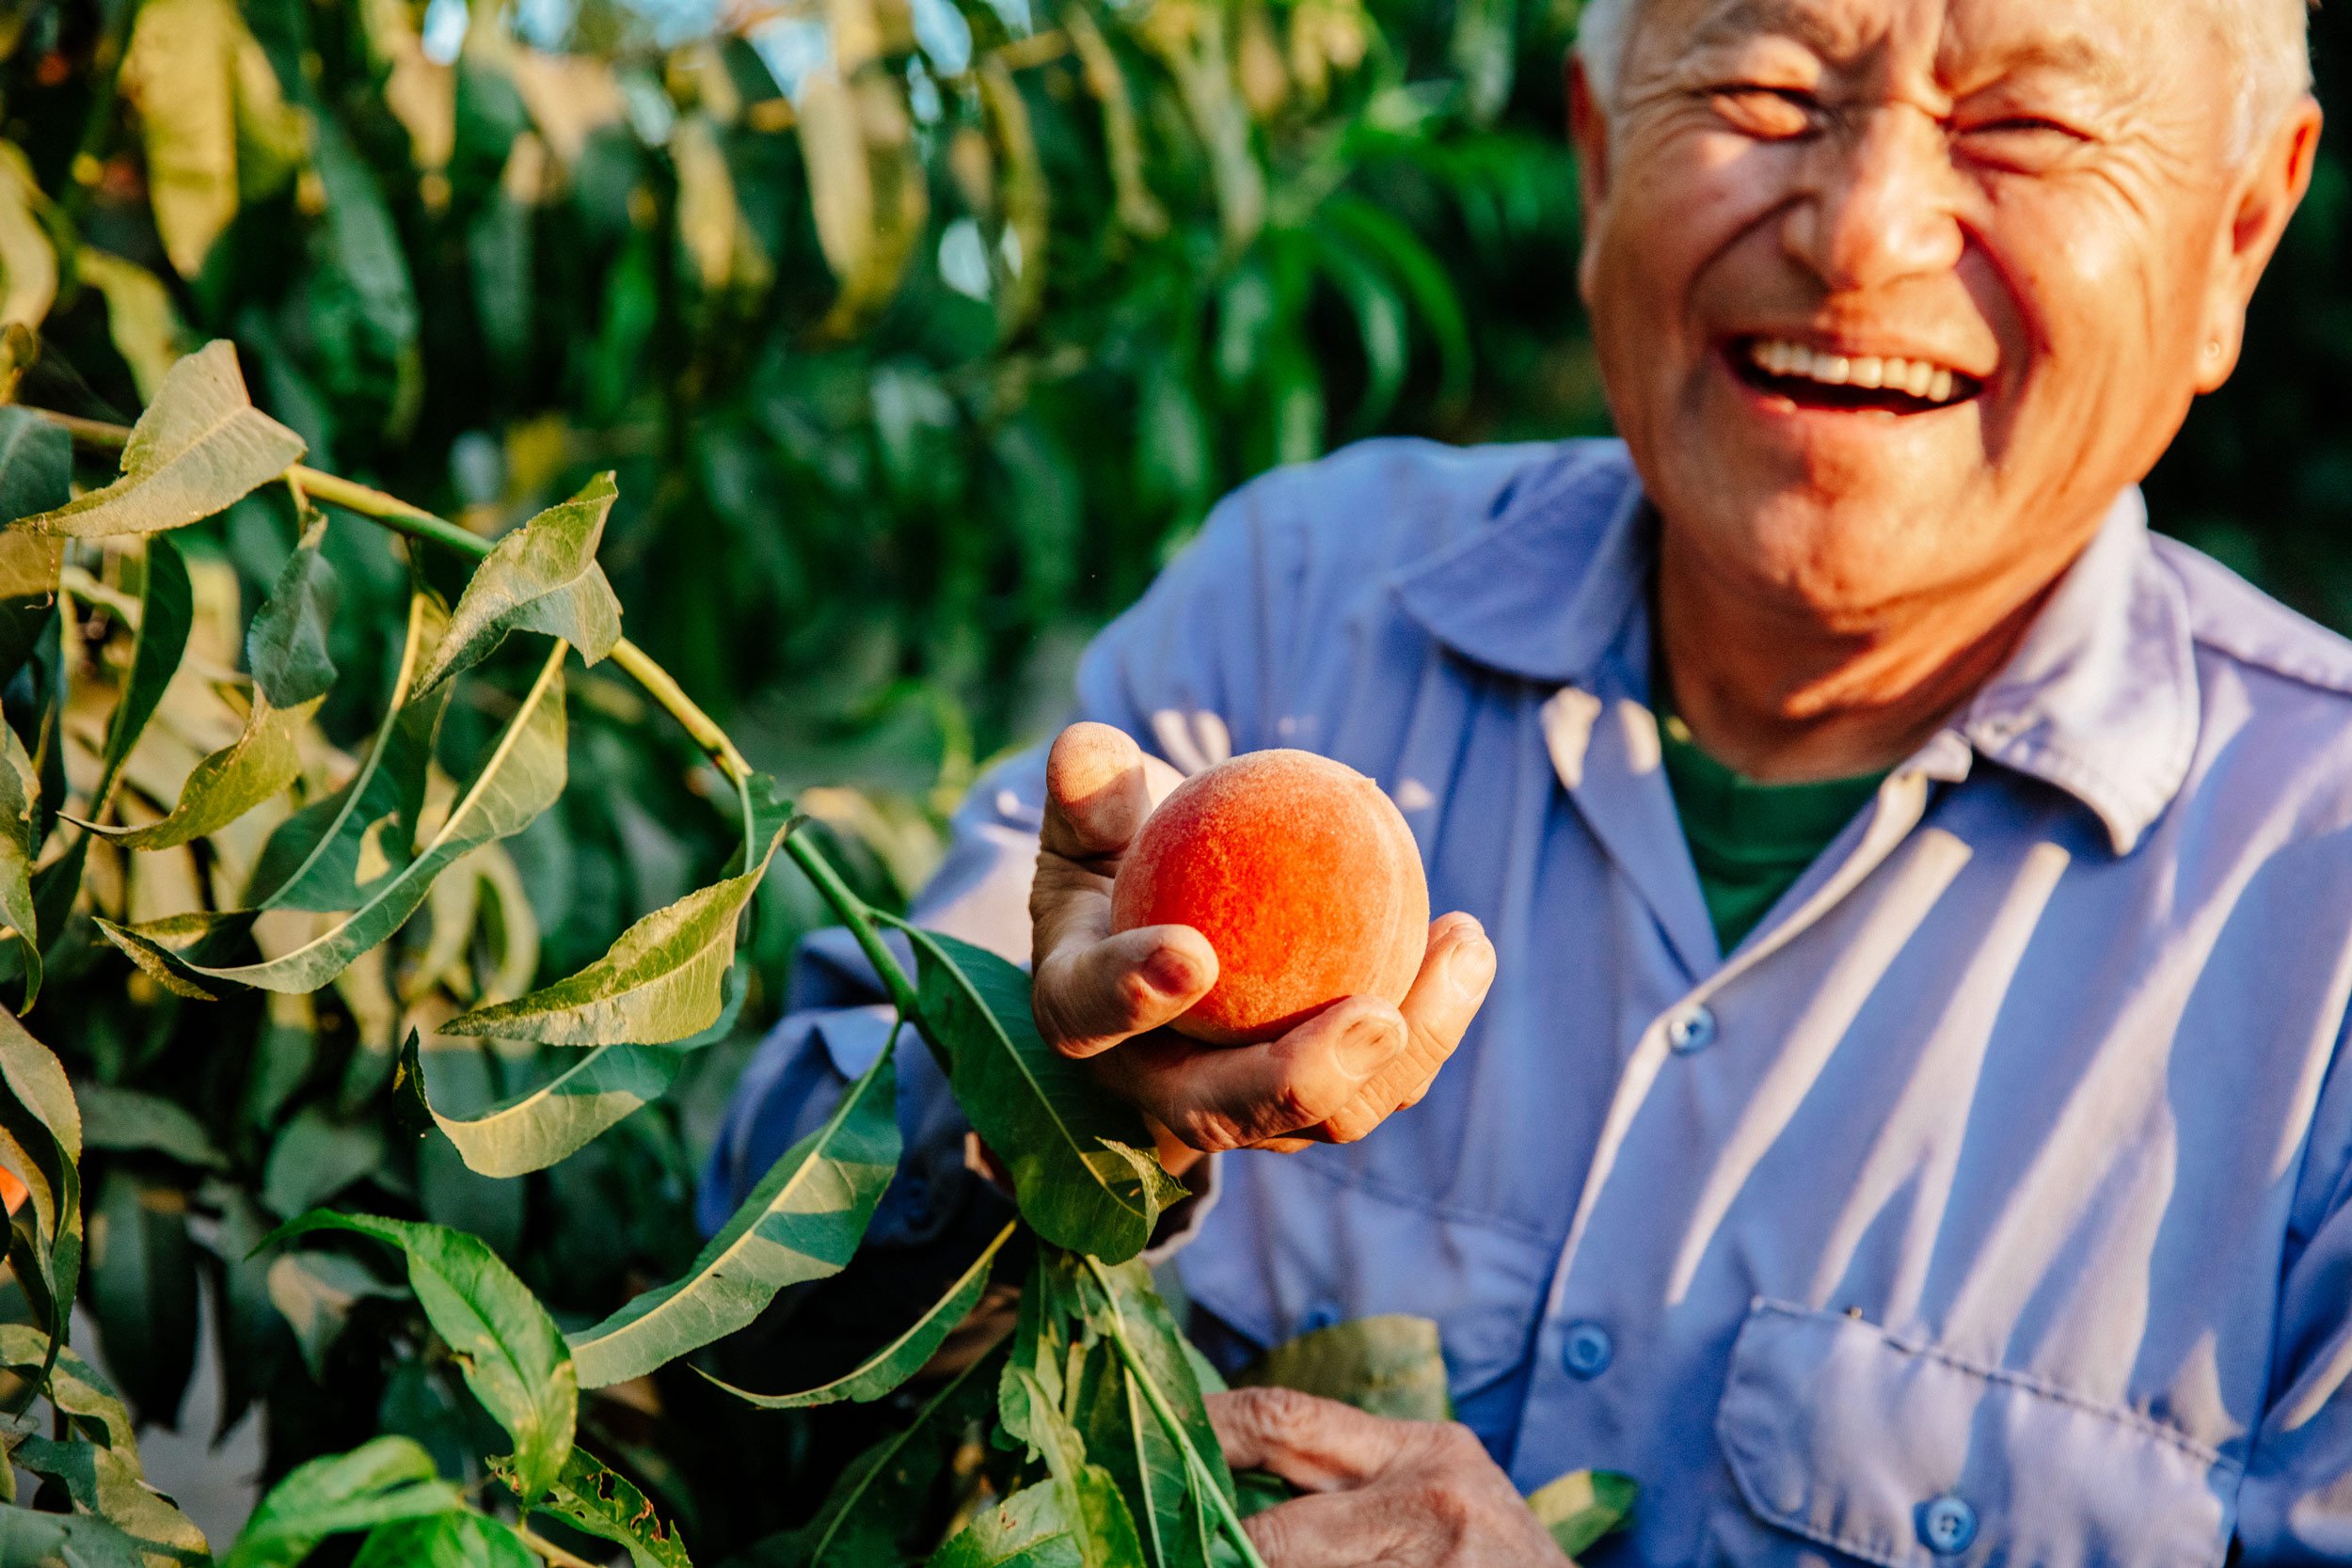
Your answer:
[1208,1388,1569,1567]
[1032,0,2323,1559]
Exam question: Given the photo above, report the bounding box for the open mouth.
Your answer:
[1729,337,1985,414]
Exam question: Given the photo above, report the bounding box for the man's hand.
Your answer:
[1208,1388,1567,1567]
[1031,723,1496,1167]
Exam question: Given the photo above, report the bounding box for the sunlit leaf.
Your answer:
[352,1512,535,1568]
[414,474,621,694]
[440,819,782,1047]
[1075,1257,1234,1568]
[0,1004,81,1385]
[898,925,1182,1262]
[76,249,188,401]
[225,1436,464,1568]
[120,0,302,277]
[565,1035,898,1389]
[501,1447,692,1568]
[1525,1469,1638,1560]
[101,641,566,993]
[981,1366,1145,1568]
[0,1324,138,1458]
[1233,1313,1451,1421]
[0,143,56,330]
[0,723,38,1006]
[262,1212,577,1502]
[1066,8,1168,238]
[23,341,306,540]
[400,1030,686,1180]
[702,1218,1013,1410]
[798,68,929,334]
[928,1477,1084,1568]
[13,1434,211,1565]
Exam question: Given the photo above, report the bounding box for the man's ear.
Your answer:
[1566,52,1612,305]
[2198,96,2324,392]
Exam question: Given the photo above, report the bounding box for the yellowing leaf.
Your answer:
[0,143,55,330]
[672,116,768,294]
[122,0,307,277]
[412,472,622,694]
[24,341,306,540]
[798,68,929,334]
[76,249,188,402]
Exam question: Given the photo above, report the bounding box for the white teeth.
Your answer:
[1746,339,1969,405]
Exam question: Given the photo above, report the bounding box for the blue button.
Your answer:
[1666,1004,1718,1053]
[1298,1307,1339,1335]
[1917,1495,1978,1555]
[1562,1322,1613,1379]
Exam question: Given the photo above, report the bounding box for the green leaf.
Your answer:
[0,1004,81,1386]
[77,515,335,851]
[0,1505,158,1567]
[352,1512,535,1568]
[1319,197,1471,409]
[86,1170,199,1429]
[1002,1366,1150,1568]
[1074,1259,1231,1568]
[413,474,623,695]
[0,1324,138,1458]
[565,1036,899,1389]
[401,1031,688,1180]
[898,925,1181,1262]
[0,406,69,685]
[0,721,40,1006]
[102,641,567,993]
[23,341,306,539]
[91,533,194,816]
[75,249,189,403]
[928,1479,1085,1568]
[245,588,447,911]
[771,1343,1002,1568]
[440,821,782,1047]
[1233,1315,1452,1422]
[262,1212,578,1501]
[226,1435,464,1568]
[1524,1469,1638,1560]
[246,510,340,706]
[261,1107,387,1218]
[76,1084,226,1170]
[701,1218,1014,1409]
[12,1434,211,1565]
[504,1447,693,1568]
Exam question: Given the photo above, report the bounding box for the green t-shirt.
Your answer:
[1656,705,1888,955]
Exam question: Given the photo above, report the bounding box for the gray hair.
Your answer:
[1573,0,2314,163]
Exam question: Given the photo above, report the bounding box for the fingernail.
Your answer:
[1339,1015,1400,1079]
[1144,944,1200,996]
[1447,933,1497,999]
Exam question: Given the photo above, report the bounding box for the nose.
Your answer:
[1781,105,1965,291]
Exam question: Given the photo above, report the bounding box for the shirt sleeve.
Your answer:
[698,474,1304,1244]
[2233,1022,2352,1563]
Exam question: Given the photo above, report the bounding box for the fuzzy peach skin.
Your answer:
[1110,750,1431,1046]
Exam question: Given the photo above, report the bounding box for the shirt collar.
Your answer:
[1389,441,2201,856]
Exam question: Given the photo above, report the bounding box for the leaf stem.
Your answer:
[514,1525,602,1568]
[787,833,924,1022]
[1084,1257,1273,1568]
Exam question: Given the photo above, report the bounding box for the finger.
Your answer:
[1318,915,1496,1143]
[1033,923,1219,1059]
[1093,998,1407,1151]
[1206,1388,1421,1490]
[1242,1489,1446,1568]
[1041,723,1184,863]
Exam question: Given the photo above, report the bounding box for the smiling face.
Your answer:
[1574,0,2321,631]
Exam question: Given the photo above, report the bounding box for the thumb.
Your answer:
[1043,722,1180,863]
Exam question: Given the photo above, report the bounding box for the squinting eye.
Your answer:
[1708,87,1820,139]
[1957,117,2089,167]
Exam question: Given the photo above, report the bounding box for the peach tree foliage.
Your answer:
[0,344,1264,1565]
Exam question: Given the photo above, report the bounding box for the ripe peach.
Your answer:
[1110,749,1430,1045]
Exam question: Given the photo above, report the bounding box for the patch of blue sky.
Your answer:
[752,14,832,102]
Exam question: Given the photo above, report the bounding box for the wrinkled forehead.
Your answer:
[1636,0,2204,91]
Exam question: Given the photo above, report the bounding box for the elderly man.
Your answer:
[708,0,2346,1560]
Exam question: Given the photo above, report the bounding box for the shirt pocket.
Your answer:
[1709,1301,2241,1568]
[1173,1151,1553,1434]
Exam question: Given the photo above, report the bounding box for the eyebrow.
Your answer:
[1689,0,1867,62]
[1688,0,2134,96]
